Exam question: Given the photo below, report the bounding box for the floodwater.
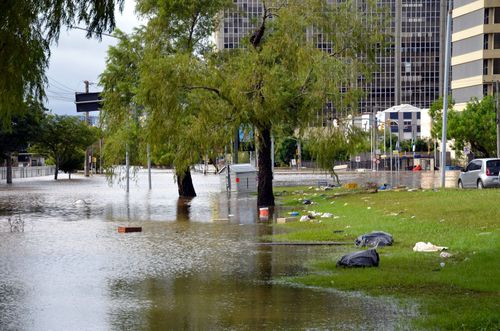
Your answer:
[0,171,419,330]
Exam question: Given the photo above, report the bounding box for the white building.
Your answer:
[377,104,432,141]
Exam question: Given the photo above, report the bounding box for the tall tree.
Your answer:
[0,101,45,184]
[31,115,98,180]
[0,0,123,128]
[212,0,388,206]
[430,96,496,158]
[100,0,232,197]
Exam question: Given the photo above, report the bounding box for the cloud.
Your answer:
[45,0,145,115]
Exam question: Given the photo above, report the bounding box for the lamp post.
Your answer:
[440,0,452,188]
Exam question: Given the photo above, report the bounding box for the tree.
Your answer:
[59,149,86,179]
[309,125,368,185]
[31,115,98,180]
[101,0,232,197]
[0,0,123,128]
[0,101,45,184]
[213,0,387,206]
[430,96,496,158]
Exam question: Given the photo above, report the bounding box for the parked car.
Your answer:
[458,158,500,189]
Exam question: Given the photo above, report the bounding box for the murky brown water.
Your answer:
[0,171,418,330]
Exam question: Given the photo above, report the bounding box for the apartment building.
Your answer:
[451,1,500,110]
[214,0,447,124]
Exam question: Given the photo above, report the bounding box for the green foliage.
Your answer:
[430,96,497,158]
[31,115,98,179]
[275,137,298,166]
[449,97,497,158]
[59,149,85,177]
[428,96,454,139]
[308,125,368,182]
[398,138,434,153]
[0,101,45,159]
[0,0,124,128]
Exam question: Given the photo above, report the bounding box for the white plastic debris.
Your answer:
[321,213,333,218]
[440,252,453,258]
[300,215,310,222]
[413,242,448,252]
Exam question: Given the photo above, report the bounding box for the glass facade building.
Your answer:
[214,1,447,124]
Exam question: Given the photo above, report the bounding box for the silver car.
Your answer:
[458,158,500,189]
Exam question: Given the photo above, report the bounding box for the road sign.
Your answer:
[464,146,470,154]
[355,156,361,163]
[75,92,102,112]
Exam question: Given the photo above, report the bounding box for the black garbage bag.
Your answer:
[355,231,393,247]
[336,249,379,268]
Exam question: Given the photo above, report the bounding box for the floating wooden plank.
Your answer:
[118,226,142,233]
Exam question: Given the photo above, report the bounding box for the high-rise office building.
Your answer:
[215,0,447,127]
[451,1,500,110]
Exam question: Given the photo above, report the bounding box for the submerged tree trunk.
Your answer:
[6,152,12,184]
[54,158,59,180]
[256,126,274,207]
[176,168,196,197]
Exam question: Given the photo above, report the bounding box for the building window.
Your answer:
[495,8,500,24]
[403,112,412,119]
[417,112,421,120]
[390,112,398,119]
[494,34,500,49]
[390,125,398,133]
[403,120,412,132]
[484,59,489,75]
[494,59,500,74]
[483,84,490,96]
[485,8,490,24]
[484,34,489,50]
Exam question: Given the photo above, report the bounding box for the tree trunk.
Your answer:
[69,172,71,180]
[6,152,12,184]
[54,158,59,180]
[176,168,196,197]
[256,127,274,207]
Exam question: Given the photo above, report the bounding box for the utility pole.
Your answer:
[147,143,152,190]
[84,80,90,177]
[440,0,452,188]
[496,81,500,158]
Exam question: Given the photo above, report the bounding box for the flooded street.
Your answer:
[0,170,424,330]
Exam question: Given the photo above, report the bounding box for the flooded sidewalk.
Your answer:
[0,171,416,330]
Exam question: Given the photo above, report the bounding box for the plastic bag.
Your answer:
[355,231,393,247]
[337,249,379,268]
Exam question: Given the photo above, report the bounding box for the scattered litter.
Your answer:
[343,203,348,206]
[228,214,234,217]
[333,230,344,233]
[334,216,340,219]
[345,225,351,228]
[478,232,491,236]
[440,262,445,268]
[413,242,448,252]
[277,217,298,224]
[303,199,312,205]
[378,183,390,190]
[300,215,311,222]
[337,249,379,268]
[440,252,453,258]
[411,215,416,219]
[321,212,333,218]
[289,211,300,216]
[309,211,322,217]
[330,201,335,204]
[439,219,445,223]
[367,206,371,210]
[355,231,393,247]
[74,199,89,205]
[343,183,358,189]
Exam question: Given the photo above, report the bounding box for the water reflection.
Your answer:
[0,171,416,330]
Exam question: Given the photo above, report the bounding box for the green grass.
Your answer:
[272,187,500,330]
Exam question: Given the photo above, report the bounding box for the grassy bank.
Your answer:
[272,187,500,330]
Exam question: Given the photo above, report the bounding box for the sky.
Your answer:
[45,1,145,116]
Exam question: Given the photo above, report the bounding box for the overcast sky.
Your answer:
[45,0,144,116]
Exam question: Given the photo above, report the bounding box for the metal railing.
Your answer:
[0,166,56,180]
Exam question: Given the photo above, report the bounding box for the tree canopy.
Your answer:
[430,96,497,158]
[31,115,98,180]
